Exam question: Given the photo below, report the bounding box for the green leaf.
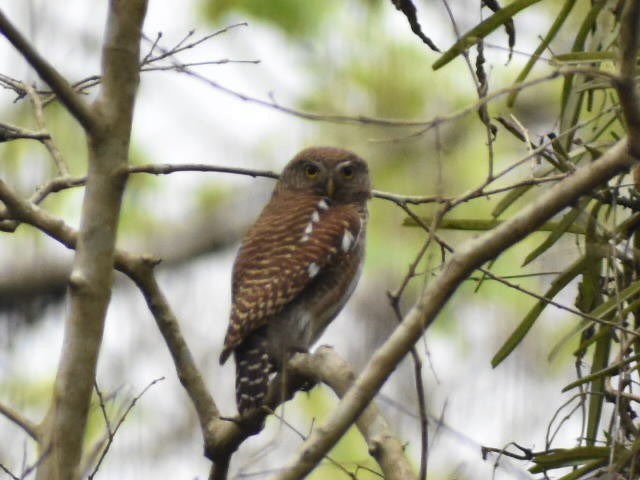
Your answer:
[522,199,589,266]
[507,0,578,106]
[402,216,586,234]
[547,279,640,362]
[432,0,544,70]
[555,459,609,480]
[547,318,591,363]
[530,447,609,472]
[558,1,606,152]
[562,352,640,392]
[491,256,588,368]
[589,279,640,319]
[492,184,531,217]
[552,51,616,63]
[585,325,611,446]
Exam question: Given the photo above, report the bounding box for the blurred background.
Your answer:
[0,1,605,479]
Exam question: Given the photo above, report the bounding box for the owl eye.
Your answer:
[341,165,354,179]
[304,164,320,179]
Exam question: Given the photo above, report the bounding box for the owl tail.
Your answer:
[234,331,272,415]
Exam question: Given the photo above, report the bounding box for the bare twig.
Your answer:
[0,122,49,142]
[140,23,250,67]
[0,400,40,441]
[0,463,19,480]
[88,377,164,479]
[0,10,97,133]
[22,82,69,175]
[127,162,279,179]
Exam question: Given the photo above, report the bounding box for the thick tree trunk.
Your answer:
[34,2,148,479]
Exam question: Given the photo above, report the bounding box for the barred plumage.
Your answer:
[220,146,371,415]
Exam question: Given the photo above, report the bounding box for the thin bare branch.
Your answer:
[0,10,98,133]
[0,121,48,142]
[88,377,164,480]
[141,23,250,66]
[0,463,19,480]
[0,401,39,441]
[128,162,279,179]
[22,82,69,175]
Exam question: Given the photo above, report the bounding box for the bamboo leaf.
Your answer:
[507,0,577,106]
[585,325,611,446]
[530,447,609,472]
[491,256,588,368]
[558,2,606,152]
[562,352,640,392]
[402,216,586,234]
[553,51,616,63]
[547,318,591,363]
[492,183,532,217]
[522,199,589,266]
[432,0,543,70]
[547,279,640,362]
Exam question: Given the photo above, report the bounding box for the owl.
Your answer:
[219,146,371,415]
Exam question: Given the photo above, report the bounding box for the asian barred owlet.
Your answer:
[219,146,371,415]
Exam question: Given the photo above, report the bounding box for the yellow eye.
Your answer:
[341,165,354,179]
[304,164,319,178]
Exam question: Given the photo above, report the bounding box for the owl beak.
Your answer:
[326,177,335,198]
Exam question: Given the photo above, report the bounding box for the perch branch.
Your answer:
[289,346,416,480]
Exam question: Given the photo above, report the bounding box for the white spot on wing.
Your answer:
[317,199,329,211]
[341,229,355,252]
[308,262,320,278]
[301,234,310,242]
[311,210,320,223]
[304,223,313,235]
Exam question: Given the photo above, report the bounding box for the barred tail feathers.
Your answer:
[234,332,271,415]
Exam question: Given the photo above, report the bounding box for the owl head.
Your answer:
[275,146,371,203]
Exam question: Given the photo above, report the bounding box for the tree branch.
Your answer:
[0,178,225,475]
[0,9,98,133]
[0,400,40,441]
[272,139,637,480]
[616,0,640,148]
[289,347,416,480]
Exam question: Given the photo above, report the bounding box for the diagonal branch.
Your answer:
[0,400,40,441]
[0,177,220,433]
[0,10,98,134]
[289,347,416,480]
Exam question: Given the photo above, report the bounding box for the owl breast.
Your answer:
[265,224,366,366]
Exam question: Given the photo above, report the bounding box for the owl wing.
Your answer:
[219,193,364,363]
